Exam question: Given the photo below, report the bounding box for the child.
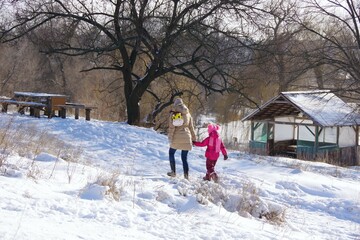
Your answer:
[193,123,228,182]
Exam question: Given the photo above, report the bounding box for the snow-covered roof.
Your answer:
[242,90,360,127]
[14,91,67,97]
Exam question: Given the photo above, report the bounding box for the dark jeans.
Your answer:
[169,148,189,174]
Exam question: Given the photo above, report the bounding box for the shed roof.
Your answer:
[242,90,360,127]
[14,92,67,98]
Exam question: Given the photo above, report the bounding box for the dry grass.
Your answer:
[194,179,286,225]
[0,118,83,180]
[260,208,287,225]
[0,117,16,169]
[194,181,228,205]
[26,164,42,180]
[95,171,122,201]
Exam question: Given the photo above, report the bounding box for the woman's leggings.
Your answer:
[169,148,189,174]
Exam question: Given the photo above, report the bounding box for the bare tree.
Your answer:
[296,0,360,98]
[1,0,259,125]
[251,0,311,92]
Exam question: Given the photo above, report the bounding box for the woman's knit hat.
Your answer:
[208,124,220,134]
[174,98,184,106]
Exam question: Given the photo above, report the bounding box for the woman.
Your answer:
[167,98,196,179]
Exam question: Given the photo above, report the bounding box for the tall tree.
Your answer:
[1,0,257,125]
[297,0,360,98]
[253,0,309,92]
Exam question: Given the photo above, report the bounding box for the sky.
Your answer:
[0,112,359,240]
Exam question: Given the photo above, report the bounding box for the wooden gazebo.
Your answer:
[242,90,360,166]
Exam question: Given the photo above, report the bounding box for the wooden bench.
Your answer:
[0,94,96,121]
[0,99,46,118]
[285,145,297,157]
[56,103,97,121]
[13,92,67,118]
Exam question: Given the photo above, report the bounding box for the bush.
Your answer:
[93,171,122,201]
[194,179,286,224]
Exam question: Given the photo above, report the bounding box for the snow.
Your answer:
[14,92,67,97]
[0,113,359,240]
[283,91,360,126]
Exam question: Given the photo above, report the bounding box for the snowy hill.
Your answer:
[0,113,359,240]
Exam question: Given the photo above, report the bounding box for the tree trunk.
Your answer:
[127,97,141,125]
[123,66,141,125]
[125,71,154,125]
[125,79,146,125]
[314,66,324,89]
[278,55,287,92]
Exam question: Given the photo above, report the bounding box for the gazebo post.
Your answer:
[250,121,254,141]
[356,126,359,165]
[266,121,270,155]
[314,126,319,160]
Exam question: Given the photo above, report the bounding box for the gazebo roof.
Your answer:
[242,90,360,127]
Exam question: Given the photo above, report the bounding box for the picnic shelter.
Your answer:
[242,90,360,166]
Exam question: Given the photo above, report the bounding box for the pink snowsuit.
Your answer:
[193,124,228,181]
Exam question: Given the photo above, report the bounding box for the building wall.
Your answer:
[274,124,294,141]
[320,127,337,143]
[339,126,356,147]
[274,117,342,145]
[274,117,294,141]
[298,125,315,141]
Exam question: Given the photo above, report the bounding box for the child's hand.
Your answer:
[224,155,228,160]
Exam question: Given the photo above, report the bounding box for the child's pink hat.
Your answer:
[208,124,220,134]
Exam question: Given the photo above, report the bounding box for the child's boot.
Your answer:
[203,173,210,181]
[210,172,219,183]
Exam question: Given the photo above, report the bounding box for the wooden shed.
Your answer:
[242,90,360,166]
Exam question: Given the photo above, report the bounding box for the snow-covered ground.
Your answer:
[0,113,359,240]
